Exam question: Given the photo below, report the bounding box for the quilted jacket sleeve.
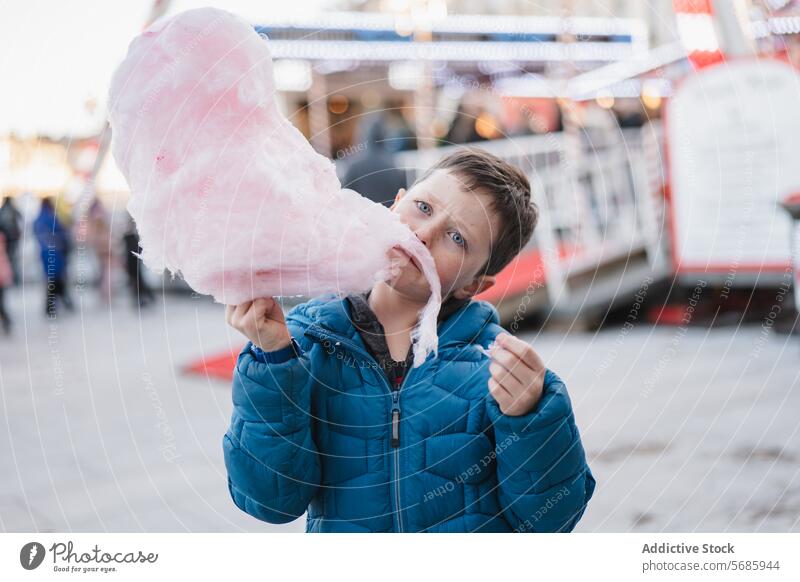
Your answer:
[487,368,595,532]
[223,303,320,524]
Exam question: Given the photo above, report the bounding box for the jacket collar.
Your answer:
[305,292,499,349]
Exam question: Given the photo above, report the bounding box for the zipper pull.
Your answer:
[391,377,402,448]
[391,407,400,448]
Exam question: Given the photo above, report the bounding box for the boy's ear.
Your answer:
[389,188,406,210]
[453,274,496,300]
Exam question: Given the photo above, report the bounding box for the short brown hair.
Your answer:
[416,147,538,276]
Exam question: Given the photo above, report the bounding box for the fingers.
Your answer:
[489,346,528,385]
[487,333,547,416]
[489,360,525,393]
[233,300,253,322]
[225,300,255,330]
[265,297,286,324]
[247,299,269,345]
[495,333,544,372]
[488,377,514,409]
[224,298,291,352]
[251,297,271,322]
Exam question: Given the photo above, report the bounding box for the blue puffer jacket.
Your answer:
[223,294,595,532]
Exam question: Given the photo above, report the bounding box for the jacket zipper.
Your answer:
[391,373,405,532]
[391,375,402,447]
[305,325,414,532]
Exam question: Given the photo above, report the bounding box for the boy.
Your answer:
[224,148,595,532]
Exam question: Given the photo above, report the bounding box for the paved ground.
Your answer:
[1,285,798,532]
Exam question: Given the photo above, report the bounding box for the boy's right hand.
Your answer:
[225,298,292,352]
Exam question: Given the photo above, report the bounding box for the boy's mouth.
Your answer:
[396,247,421,272]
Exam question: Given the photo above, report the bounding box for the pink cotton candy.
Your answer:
[107,7,441,366]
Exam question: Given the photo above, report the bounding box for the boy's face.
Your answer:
[386,169,499,303]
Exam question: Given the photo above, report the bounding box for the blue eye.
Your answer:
[450,232,465,247]
[416,200,432,215]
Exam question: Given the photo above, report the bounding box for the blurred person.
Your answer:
[33,198,73,317]
[0,196,23,285]
[122,217,155,308]
[613,100,646,128]
[53,196,74,228]
[342,119,408,207]
[550,101,564,133]
[0,231,12,334]
[86,198,112,303]
[382,102,417,152]
[445,101,484,144]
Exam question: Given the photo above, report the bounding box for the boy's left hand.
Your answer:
[487,332,545,416]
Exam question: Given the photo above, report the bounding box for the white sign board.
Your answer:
[667,59,800,273]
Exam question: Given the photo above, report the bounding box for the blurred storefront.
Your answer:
[255,9,650,156]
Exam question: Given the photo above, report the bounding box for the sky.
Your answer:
[0,0,332,138]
